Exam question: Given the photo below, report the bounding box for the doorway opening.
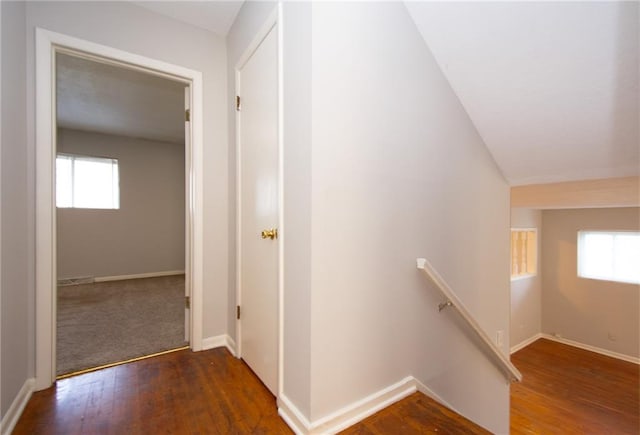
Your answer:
[35,28,205,390]
[55,52,189,377]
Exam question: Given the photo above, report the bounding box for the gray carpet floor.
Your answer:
[57,275,187,375]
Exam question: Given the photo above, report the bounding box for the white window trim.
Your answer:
[511,273,536,282]
[56,153,120,209]
[577,230,640,285]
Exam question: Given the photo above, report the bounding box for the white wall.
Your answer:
[281,2,313,419]
[1,1,229,419]
[57,128,185,280]
[228,2,512,432]
[226,1,315,417]
[0,0,2,416]
[542,207,640,358]
[1,0,31,419]
[510,208,542,349]
[24,1,228,339]
[308,3,510,431]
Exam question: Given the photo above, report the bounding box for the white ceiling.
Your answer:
[57,2,639,185]
[405,1,639,185]
[56,1,244,144]
[133,0,244,36]
[57,53,186,144]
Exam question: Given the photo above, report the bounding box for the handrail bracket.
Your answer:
[416,257,523,383]
[438,300,453,312]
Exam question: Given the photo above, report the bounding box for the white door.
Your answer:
[184,86,191,342]
[238,24,279,396]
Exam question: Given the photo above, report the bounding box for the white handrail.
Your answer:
[416,258,522,383]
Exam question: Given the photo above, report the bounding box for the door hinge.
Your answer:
[236,305,241,320]
[185,109,190,122]
[185,296,190,309]
[236,95,241,111]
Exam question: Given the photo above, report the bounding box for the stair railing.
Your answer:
[416,258,522,383]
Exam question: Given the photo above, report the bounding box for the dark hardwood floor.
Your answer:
[14,338,639,434]
[14,348,293,435]
[338,393,489,434]
[511,338,639,434]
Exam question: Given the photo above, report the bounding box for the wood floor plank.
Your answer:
[13,348,293,435]
[510,338,639,435]
[341,338,638,434]
[14,338,638,434]
[339,393,490,434]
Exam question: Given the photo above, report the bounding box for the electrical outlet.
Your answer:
[496,330,504,347]
[608,332,617,342]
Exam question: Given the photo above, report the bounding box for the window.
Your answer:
[578,231,640,285]
[56,153,119,209]
[511,229,537,279]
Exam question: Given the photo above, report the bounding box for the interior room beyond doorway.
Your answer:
[55,52,188,376]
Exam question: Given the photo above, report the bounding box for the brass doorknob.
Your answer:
[261,228,278,240]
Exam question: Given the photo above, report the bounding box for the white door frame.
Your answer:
[35,28,205,390]
[235,7,285,397]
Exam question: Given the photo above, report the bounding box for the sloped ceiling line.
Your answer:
[405,1,639,185]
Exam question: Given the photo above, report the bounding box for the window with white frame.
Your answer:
[578,231,640,285]
[511,229,537,279]
[56,153,120,209]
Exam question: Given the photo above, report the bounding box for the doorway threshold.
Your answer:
[56,345,190,380]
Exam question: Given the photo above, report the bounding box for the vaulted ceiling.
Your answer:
[406,1,639,185]
[57,1,638,186]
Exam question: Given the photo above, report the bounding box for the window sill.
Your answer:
[578,275,640,286]
[511,274,537,282]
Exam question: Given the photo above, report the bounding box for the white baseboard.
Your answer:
[1,378,35,435]
[57,276,94,286]
[509,333,639,364]
[202,334,236,356]
[94,270,185,282]
[541,333,639,365]
[278,377,417,434]
[510,333,543,354]
[226,336,237,356]
[278,395,311,435]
